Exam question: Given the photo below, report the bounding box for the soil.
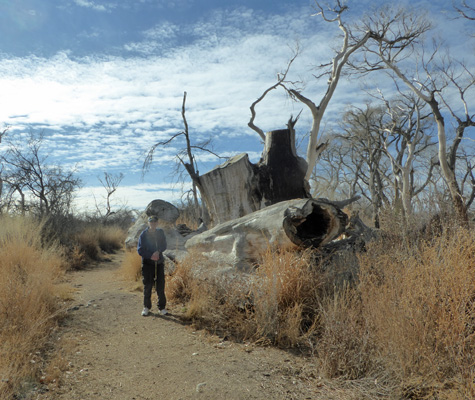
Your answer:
[31,250,348,400]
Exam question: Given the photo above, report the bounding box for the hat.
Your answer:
[148,216,158,222]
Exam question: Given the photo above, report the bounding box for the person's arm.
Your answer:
[159,229,167,252]
[137,231,153,259]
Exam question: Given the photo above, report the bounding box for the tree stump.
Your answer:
[196,129,309,226]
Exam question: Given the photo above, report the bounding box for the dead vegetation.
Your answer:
[159,214,475,399]
[0,215,127,399]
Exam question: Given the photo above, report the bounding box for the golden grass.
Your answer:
[248,245,321,347]
[355,226,475,398]
[94,225,126,253]
[166,245,321,347]
[125,217,475,398]
[119,248,142,283]
[0,216,68,398]
[70,224,126,268]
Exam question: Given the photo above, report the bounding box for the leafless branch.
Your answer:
[248,49,299,140]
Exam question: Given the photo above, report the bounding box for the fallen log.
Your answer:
[185,198,348,272]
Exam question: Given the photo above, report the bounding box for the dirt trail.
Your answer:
[35,250,332,400]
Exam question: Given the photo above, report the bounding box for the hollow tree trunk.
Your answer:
[185,198,348,271]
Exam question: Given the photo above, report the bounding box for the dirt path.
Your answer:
[34,250,334,400]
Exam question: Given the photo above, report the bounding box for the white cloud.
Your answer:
[73,0,112,12]
[75,182,187,211]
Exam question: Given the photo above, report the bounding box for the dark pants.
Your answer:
[142,262,166,310]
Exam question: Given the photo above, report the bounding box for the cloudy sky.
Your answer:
[0,0,473,213]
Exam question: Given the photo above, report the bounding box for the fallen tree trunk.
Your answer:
[185,198,348,272]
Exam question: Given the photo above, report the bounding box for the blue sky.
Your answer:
[0,0,473,213]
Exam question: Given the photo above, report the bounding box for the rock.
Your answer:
[125,199,209,263]
[196,382,207,393]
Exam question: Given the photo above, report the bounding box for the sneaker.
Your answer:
[141,307,150,316]
[159,309,168,316]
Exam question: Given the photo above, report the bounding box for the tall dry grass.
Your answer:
[163,216,475,398]
[119,248,142,283]
[167,245,322,347]
[356,226,475,398]
[0,216,68,398]
[69,224,125,268]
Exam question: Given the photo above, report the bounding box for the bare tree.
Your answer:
[95,172,124,222]
[1,131,81,216]
[378,91,437,221]
[454,0,475,20]
[359,6,474,223]
[248,1,373,182]
[0,127,8,209]
[143,91,226,222]
[337,104,394,228]
[248,50,300,141]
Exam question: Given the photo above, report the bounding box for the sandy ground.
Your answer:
[28,250,343,400]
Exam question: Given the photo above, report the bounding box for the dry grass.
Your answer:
[355,226,475,398]
[94,225,126,253]
[167,245,322,347]
[247,245,321,347]
[119,248,142,283]
[0,216,68,398]
[127,215,475,398]
[70,224,125,268]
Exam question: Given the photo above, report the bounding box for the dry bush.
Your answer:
[94,225,125,253]
[355,225,475,398]
[248,245,321,347]
[166,250,249,336]
[166,244,323,347]
[167,252,200,303]
[0,216,68,398]
[119,248,142,282]
[73,229,102,262]
[71,225,125,268]
[315,286,379,380]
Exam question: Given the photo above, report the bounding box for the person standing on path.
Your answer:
[137,216,168,316]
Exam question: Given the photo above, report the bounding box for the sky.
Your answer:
[0,0,473,214]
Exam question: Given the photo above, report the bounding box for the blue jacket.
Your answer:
[137,228,167,264]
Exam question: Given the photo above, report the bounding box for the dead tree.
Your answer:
[143,91,225,223]
[185,197,351,271]
[193,129,309,226]
[360,6,474,224]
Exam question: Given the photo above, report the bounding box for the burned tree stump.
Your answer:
[195,129,309,226]
[257,128,309,205]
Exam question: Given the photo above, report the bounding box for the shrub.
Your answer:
[94,225,125,253]
[356,226,475,398]
[68,224,126,269]
[167,245,321,347]
[0,216,68,398]
[247,245,321,347]
[119,248,142,282]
